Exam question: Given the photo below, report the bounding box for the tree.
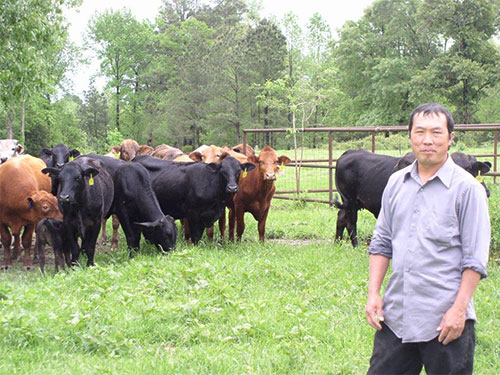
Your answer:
[0,0,81,141]
[78,83,109,152]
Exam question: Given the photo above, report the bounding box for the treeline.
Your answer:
[1,0,500,155]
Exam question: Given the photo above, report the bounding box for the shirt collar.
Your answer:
[403,154,454,188]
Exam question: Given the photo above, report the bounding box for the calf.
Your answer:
[0,139,24,164]
[135,154,254,244]
[43,157,114,266]
[0,156,60,269]
[113,162,177,257]
[228,146,291,241]
[36,218,69,274]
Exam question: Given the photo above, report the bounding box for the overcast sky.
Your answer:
[65,0,375,96]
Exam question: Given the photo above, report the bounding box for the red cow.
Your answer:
[119,139,140,161]
[0,155,61,269]
[228,146,291,241]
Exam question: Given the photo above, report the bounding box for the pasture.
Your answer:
[0,182,499,374]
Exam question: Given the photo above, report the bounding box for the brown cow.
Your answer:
[138,144,154,155]
[228,146,291,242]
[151,144,184,160]
[0,155,61,269]
[119,139,140,161]
[232,143,255,157]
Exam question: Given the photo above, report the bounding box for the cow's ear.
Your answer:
[476,161,491,175]
[27,197,34,209]
[247,155,259,164]
[134,221,158,228]
[16,144,24,154]
[40,148,52,157]
[240,162,256,172]
[42,167,60,177]
[278,155,292,166]
[218,152,230,161]
[189,151,202,161]
[70,149,80,158]
[83,167,99,178]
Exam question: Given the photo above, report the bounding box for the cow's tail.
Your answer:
[332,193,349,209]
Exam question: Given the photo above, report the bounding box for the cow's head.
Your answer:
[207,154,255,194]
[138,144,154,155]
[249,146,292,182]
[120,139,140,161]
[189,145,224,163]
[27,190,63,221]
[451,151,491,198]
[41,143,80,169]
[43,162,100,205]
[0,139,24,164]
[135,215,178,253]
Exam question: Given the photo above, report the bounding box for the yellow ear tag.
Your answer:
[476,170,483,183]
[69,156,74,162]
[89,174,94,186]
[242,168,248,178]
[279,162,285,171]
[114,153,119,158]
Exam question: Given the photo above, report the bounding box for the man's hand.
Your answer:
[366,293,384,330]
[437,306,466,345]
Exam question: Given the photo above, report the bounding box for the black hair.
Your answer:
[408,103,454,135]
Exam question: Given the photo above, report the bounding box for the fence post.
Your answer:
[495,131,498,184]
[371,132,376,153]
[329,131,334,206]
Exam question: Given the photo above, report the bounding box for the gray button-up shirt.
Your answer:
[368,155,490,343]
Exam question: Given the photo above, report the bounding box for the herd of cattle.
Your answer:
[0,138,492,273]
[0,139,291,272]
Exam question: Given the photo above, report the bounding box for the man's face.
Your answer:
[410,112,454,169]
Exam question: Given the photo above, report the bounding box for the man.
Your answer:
[365,103,490,375]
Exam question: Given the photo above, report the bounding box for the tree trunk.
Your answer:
[7,108,14,139]
[264,105,269,145]
[21,99,25,142]
[116,85,120,131]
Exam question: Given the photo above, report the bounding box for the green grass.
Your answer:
[0,179,498,374]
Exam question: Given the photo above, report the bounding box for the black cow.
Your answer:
[394,151,491,197]
[40,143,81,195]
[334,149,491,246]
[36,218,69,274]
[113,162,177,257]
[134,153,255,244]
[42,157,114,266]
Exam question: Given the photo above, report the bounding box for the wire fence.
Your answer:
[243,124,500,205]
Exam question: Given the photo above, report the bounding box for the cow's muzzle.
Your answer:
[59,194,70,203]
[226,184,239,194]
[264,173,276,181]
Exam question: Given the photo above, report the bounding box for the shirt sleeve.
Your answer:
[458,182,490,279]
[368,175,394,259]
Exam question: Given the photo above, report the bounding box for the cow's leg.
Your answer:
[82,225,100,267]
[117,212,140,258]
[110,214,120,250]
[234,205,246,241]
[345,209,359,247]
[99,218,108,245]
[228,207,235,241]
[335,209,348,242]
[257,207,271,242]
[188,217,204,245]
[0,224,13,269]
[12,233,21,260]
[36,238,46,274]
[69,230,81,267]
[21,224,35,270]
[219,211,226,240]
[206,226,214,241]
[182,218,191,241]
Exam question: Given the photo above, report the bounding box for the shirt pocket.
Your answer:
[422,210,458,247]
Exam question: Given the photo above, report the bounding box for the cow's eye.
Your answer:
[42,205,49,211]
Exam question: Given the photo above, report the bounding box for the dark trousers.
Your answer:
[367,321,475,375]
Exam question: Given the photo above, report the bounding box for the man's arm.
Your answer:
[366,254,390,330]
[437,269,481,345]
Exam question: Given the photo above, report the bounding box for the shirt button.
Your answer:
[414,208,419,213]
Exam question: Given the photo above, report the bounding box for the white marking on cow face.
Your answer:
[0,139,24,163]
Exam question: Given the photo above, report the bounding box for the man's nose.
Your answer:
[423,132,433,143]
